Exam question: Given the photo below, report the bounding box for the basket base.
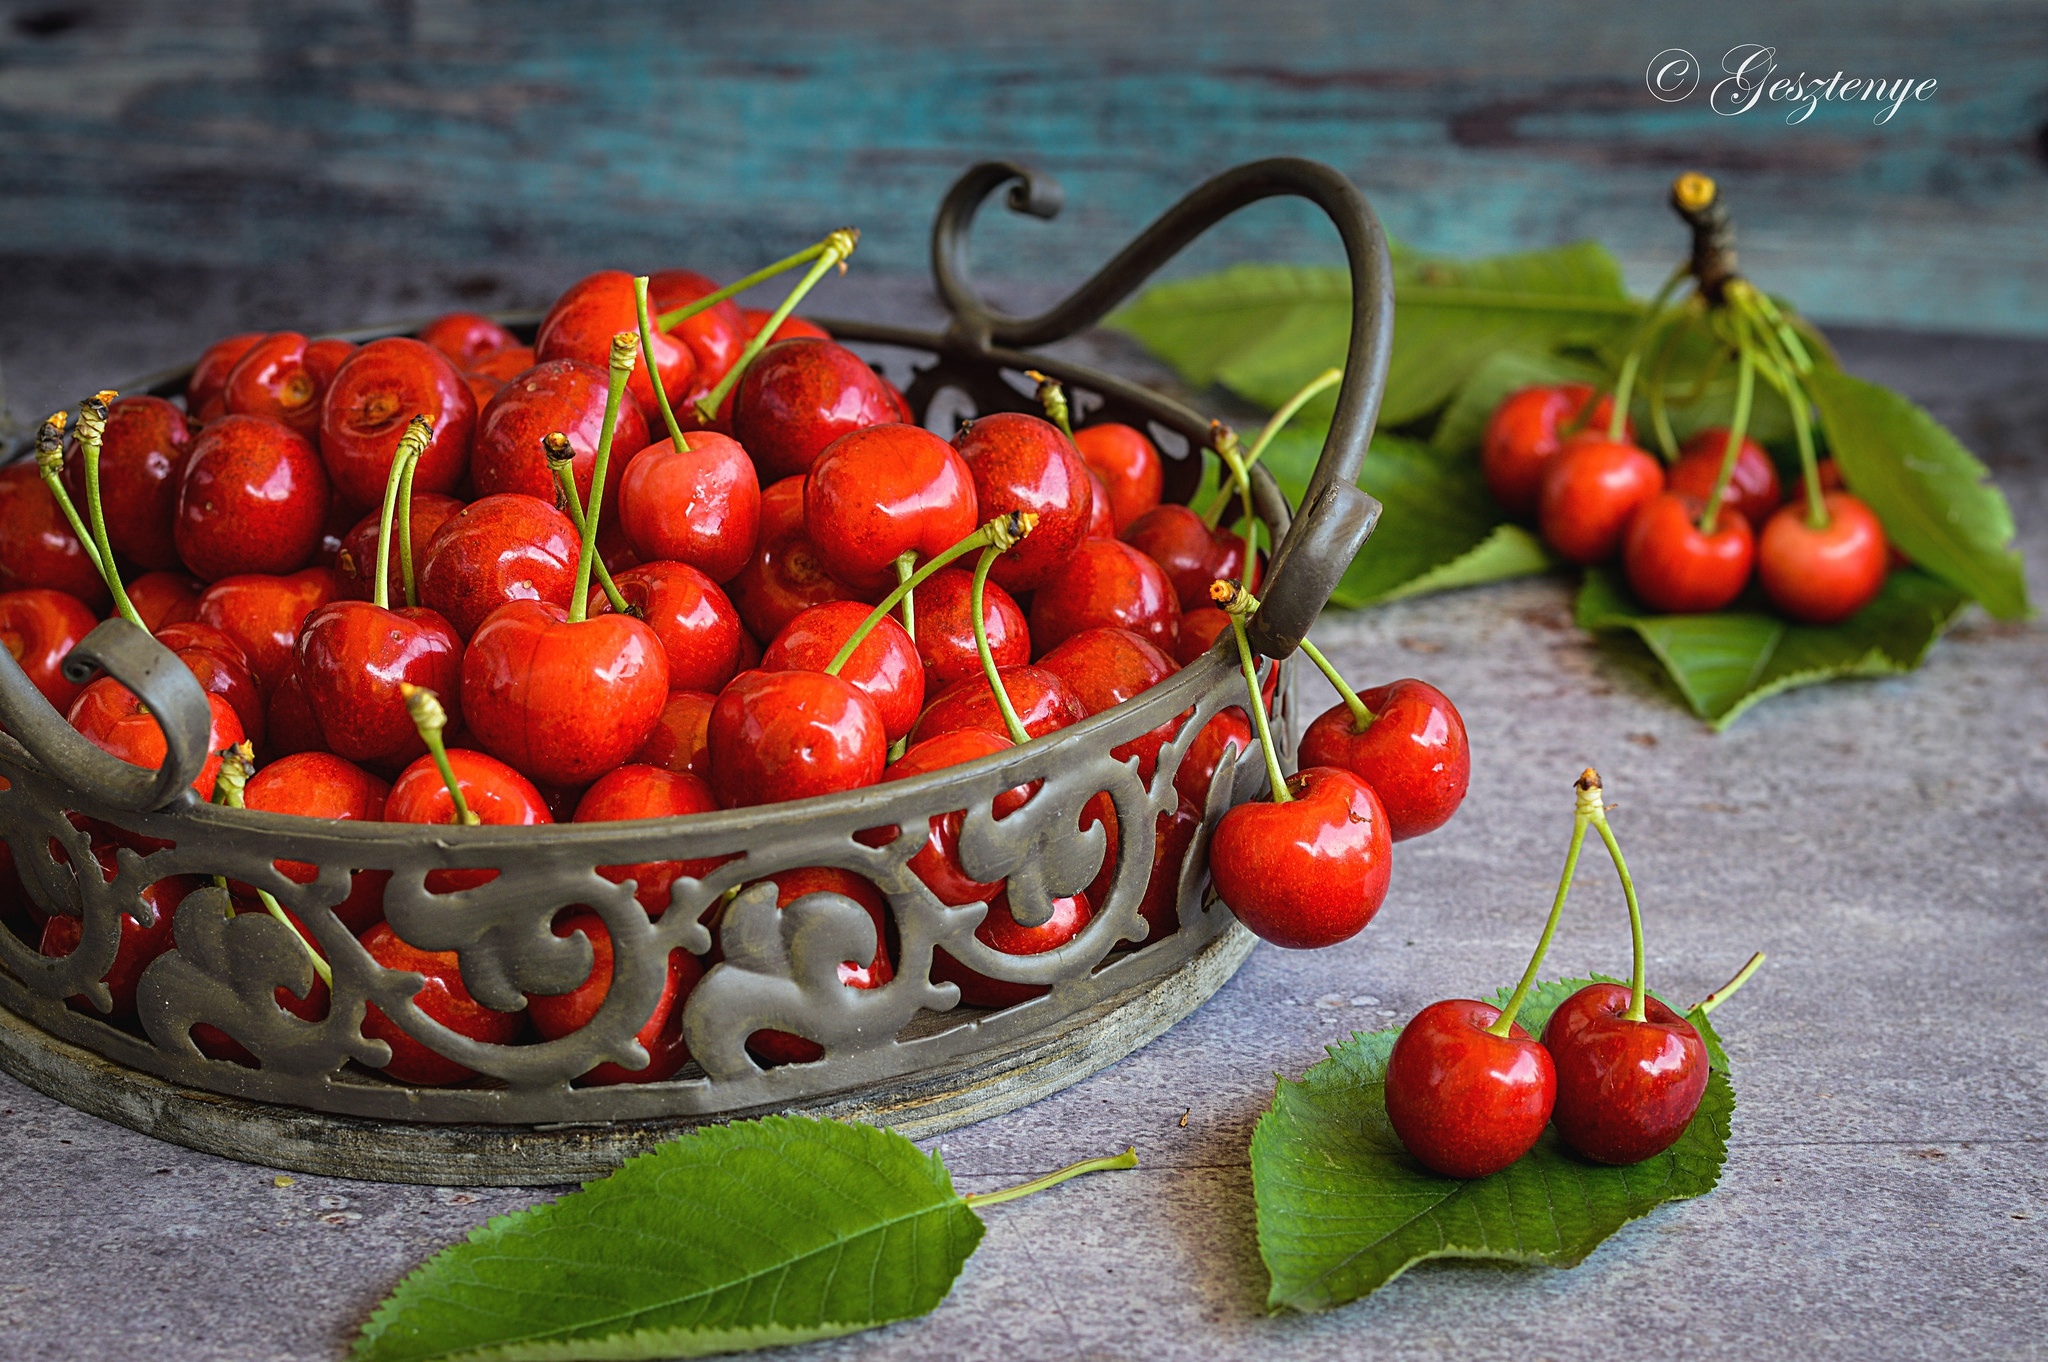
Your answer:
[0,923,1255,1185]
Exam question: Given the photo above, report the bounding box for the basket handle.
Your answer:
[0,616,213,811]
[931,157,1393,656]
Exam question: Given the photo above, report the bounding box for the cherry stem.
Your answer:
[1734,293,1828,528]
[1487,770,1601,1038]
[894,551,918,642]
[33,414,107,580]
[1583,784,1648,1023]
[972,542,1030,747]
[962,1146,1138,1209]
[212,742,332,987]
[395,430,425,609]
[1212,579,1289,804]
[544,433,630,615]
[1644,311,1692,460]
[401,683,478,826]
[1696,950,1766,1015]
[1297,637,1373,731]
[568,333,636,625]
[1027,370,1075,440]
[372,417,432,613]
[822,513,1033,677]
[632,275,688,452]
[76,393,143,629]
[1606,264,1689,444]
[692,228,858,423]
[1696,347,1754,536]
[1200,367,1341,526]
[655,232,851,332]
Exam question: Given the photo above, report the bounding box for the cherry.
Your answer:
[571,763,724,916]
[241,751,391,933]
[538,271,697,418]
[932,888,1092,1009]
[1083,470,1116,539]
[1482,384,1628,518]
[647,269,747,390]
[1621,492,1755,614]
[953,412,1093,592]
[526,909,703,1084]
[1121,503,1223,613]
[1036,626,1179,782]
[730,338,901,481]
[910,567,1028,688]
[0,588,97,711]
[38,856,194,1020]
[1385,1000,1554,1178]
[318,337,476,512]
[417,312,520,366]
[67,682,244,798]
[0,463,109,605]
[296,593,464,766]
[418,493,582,639]
[195,566,339,695]
[385,691,554,892]
[471,358,650,511]
[746,867,893,1065]
[1136,800,1201,946]
[185,332,265,423]
[867,728,1032,906]
[629,689,716,779]
[1175,605,1230,664]
[1668,426,1781,529]
[1756,492,1889,624]
[60,395,190,572]
[153,620,266,753]
[803,423,979,592]
[221,332,333,437]
[175,414,332,581]
[1173,707,1250,810]
[1026,537,1180,656]
[1073,423,1164,533]
[336,492,464,603]
[910,665,1086,746]
[1544,984,1708,1165]
[596,561,746,694]
[264,663,329,758]
[727,474,869,641]
[1536,437,1665,565]
[358,921,525,1085]
[1296,664,1471,842]
[706,668,887,808]
[1212,765,1390,948]
[126,570,203,631]
[762,601,924,743]
[740,308,831,345]
[463,342,537,387]
[617,431,761,583]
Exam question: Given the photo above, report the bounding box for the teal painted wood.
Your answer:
[2,0,2044,333]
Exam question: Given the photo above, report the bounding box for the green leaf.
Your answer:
[1250,977,1732,1314]
[352,1116,983,1362]
[1807,367,2030,620]
[1574,566,1968,730]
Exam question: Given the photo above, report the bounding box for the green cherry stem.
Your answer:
[394,423,427,608]
[77,392,143,629]
[1487,770,1601,1038]
[371,416,433,613]
[1696,951,1767,1015]
[32,413,106,579]
[972,541,1030,747]
[1212,578,1290,804]
[894,551,918,641]
[962,1146,1138,1209]
[1732,289,1828,528]
[1027,369,1075,441]
[1200,366,1343,526]
[1605,264,1690,443]
[1643,309,1695,460]
[1696,346,1754,536]
[212,741,332,987]
[1297,637,1373,732]
[654,231,855,332]
[567,332,637,625]
[401,683,478,826]
[543,432,631,615]
[1582,773,1650,1023]
[692,228,858,423]
[632,274,688,451]
[822,513,1035,678]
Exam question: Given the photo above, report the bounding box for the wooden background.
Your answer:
[2,0,2045,333]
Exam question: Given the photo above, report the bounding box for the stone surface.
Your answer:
[1,274,2044,1360]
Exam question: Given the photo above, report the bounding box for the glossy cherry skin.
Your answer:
[296,600,465,765]
[629,689,717,779]
[1027,537,1181,656]
[1073,423,1164,532]
[175,415,332,581]
[417,311,519,366]
[39,860,194,1020]
[1211,766,1391,949]
[746,867,894,1065]
[537,270,698,418]
[954,412,1093,592]
[241,752,391,933]
[1175,605,1231,665]
[731,338,902,481]
[1537,437,1666,565]
[1482,384,1628,518]
[706,668,887,809]
[0,464,110,606]
[1121,504,1219,613]
[222,332,332,436]
[358,921,525,1086]
[1083,470,1116,539]
[1622,492,1755,614]
[470,357,650,513]
[127,571,202,631]
[1757,493,1890,625]
[1174,708,1250,810]
[1542,982,1710,1165]
[1137,800,1201,946]
[909,664,1087,747]
[185,332,265,422]
[571,763,724,916]
[0,588,97,711]
[195,566,340,696]
[591,561,745,695]
[910,567,1029,687]
[418,494,582,639]
[932,888,1092,1009]
[386,746,553,893]
[1036,626,1179,782]
[762,601,924,743]
[803,424,979,593]
[154,624,265,754]
[1385,999,1556,1178]
[461,599,669,787]
[334,492,464,603]
[869,728,1032,906]
[67,682,244,798]
[61,395,191,571]
[318,337,477,512]
[526,910,703,1084]
[728,475,868,641]
[617,432,761,584]
[648,269,748,390]
[264,663,329,758]
[1668,427,1782,529]
[741,308,831,345]
[1298,679,1470,842]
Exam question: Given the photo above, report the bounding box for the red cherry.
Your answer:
[866,728,1033,906]
[1136,800,1201,946]
[1082,469,1116,539]
[418,494,582,640]
[629,689,717,779]
[417,312,519,366]
[126,571,203,631]
[727,475,868,641]
[1036,626,1179,782]
[1537,437,1666,565]
[802,424,979,593]
[1816,457,1845,491]
[67,682,244,798]
[1384,999,1556,1178]
[1027,537,1180,656]
[1757,492,1889,624]
[470,358,650,512]
[296,599,465,765]
[0,464,110,606]
[222,332,331,437]
[1174,707,1250,810]
[525,910,703,1084]
[318,338,477,512]
[746,867,893,1065]
[195,566,339,695]
[730,338,901,481]
[762,601,924,743]
[1175,605,1230,664]
[386,746,552,892]
[61,395,191,571]
[241,752,391,932]
[647,269,747,390]
[1073,423,1164,532]
[932,888,1092,1008]
[154,621,266,754]
[1668,427,1782,529]
[335,492,464,603]
[263,663,329,759]
[909,664,1086,746]
[461,599,669,787]
[1482,384,1628,518]
[572,763,724,915]
[1121,504,1220,613]
[0,588,97,711]
[591,561,746,695]
[1542,982,1709,1164]
[740,308,831,345]
[1621,492,1755,614]
[465,344,537,384]
[953,412,1093,592]
[39,856,193,1019]
[175,415,331,581]
[358,921,524,1085]
[185,332,265,423]
[537,271,697,417]
[1298,679,1470,842]
[1211,766,1391,949]
[305,338,357,386]
[910,566,1029,688]
[617,432,761,583]
[706,668,886,808]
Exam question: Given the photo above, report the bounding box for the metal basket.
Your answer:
[0,158,1391,1184]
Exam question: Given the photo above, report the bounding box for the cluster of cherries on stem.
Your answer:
[0,231,1465,1084]
[1384,768,1764,1177]
[1482,173,1894,626]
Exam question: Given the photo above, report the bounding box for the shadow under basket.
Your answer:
[0,157,1393,1184]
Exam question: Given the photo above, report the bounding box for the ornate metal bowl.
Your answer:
[0,158,1392,1184]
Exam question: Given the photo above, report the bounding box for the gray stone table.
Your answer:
[1,267,2043,1360]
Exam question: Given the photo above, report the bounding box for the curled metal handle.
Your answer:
[931,157,1394,656]
[0,617,211,811]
